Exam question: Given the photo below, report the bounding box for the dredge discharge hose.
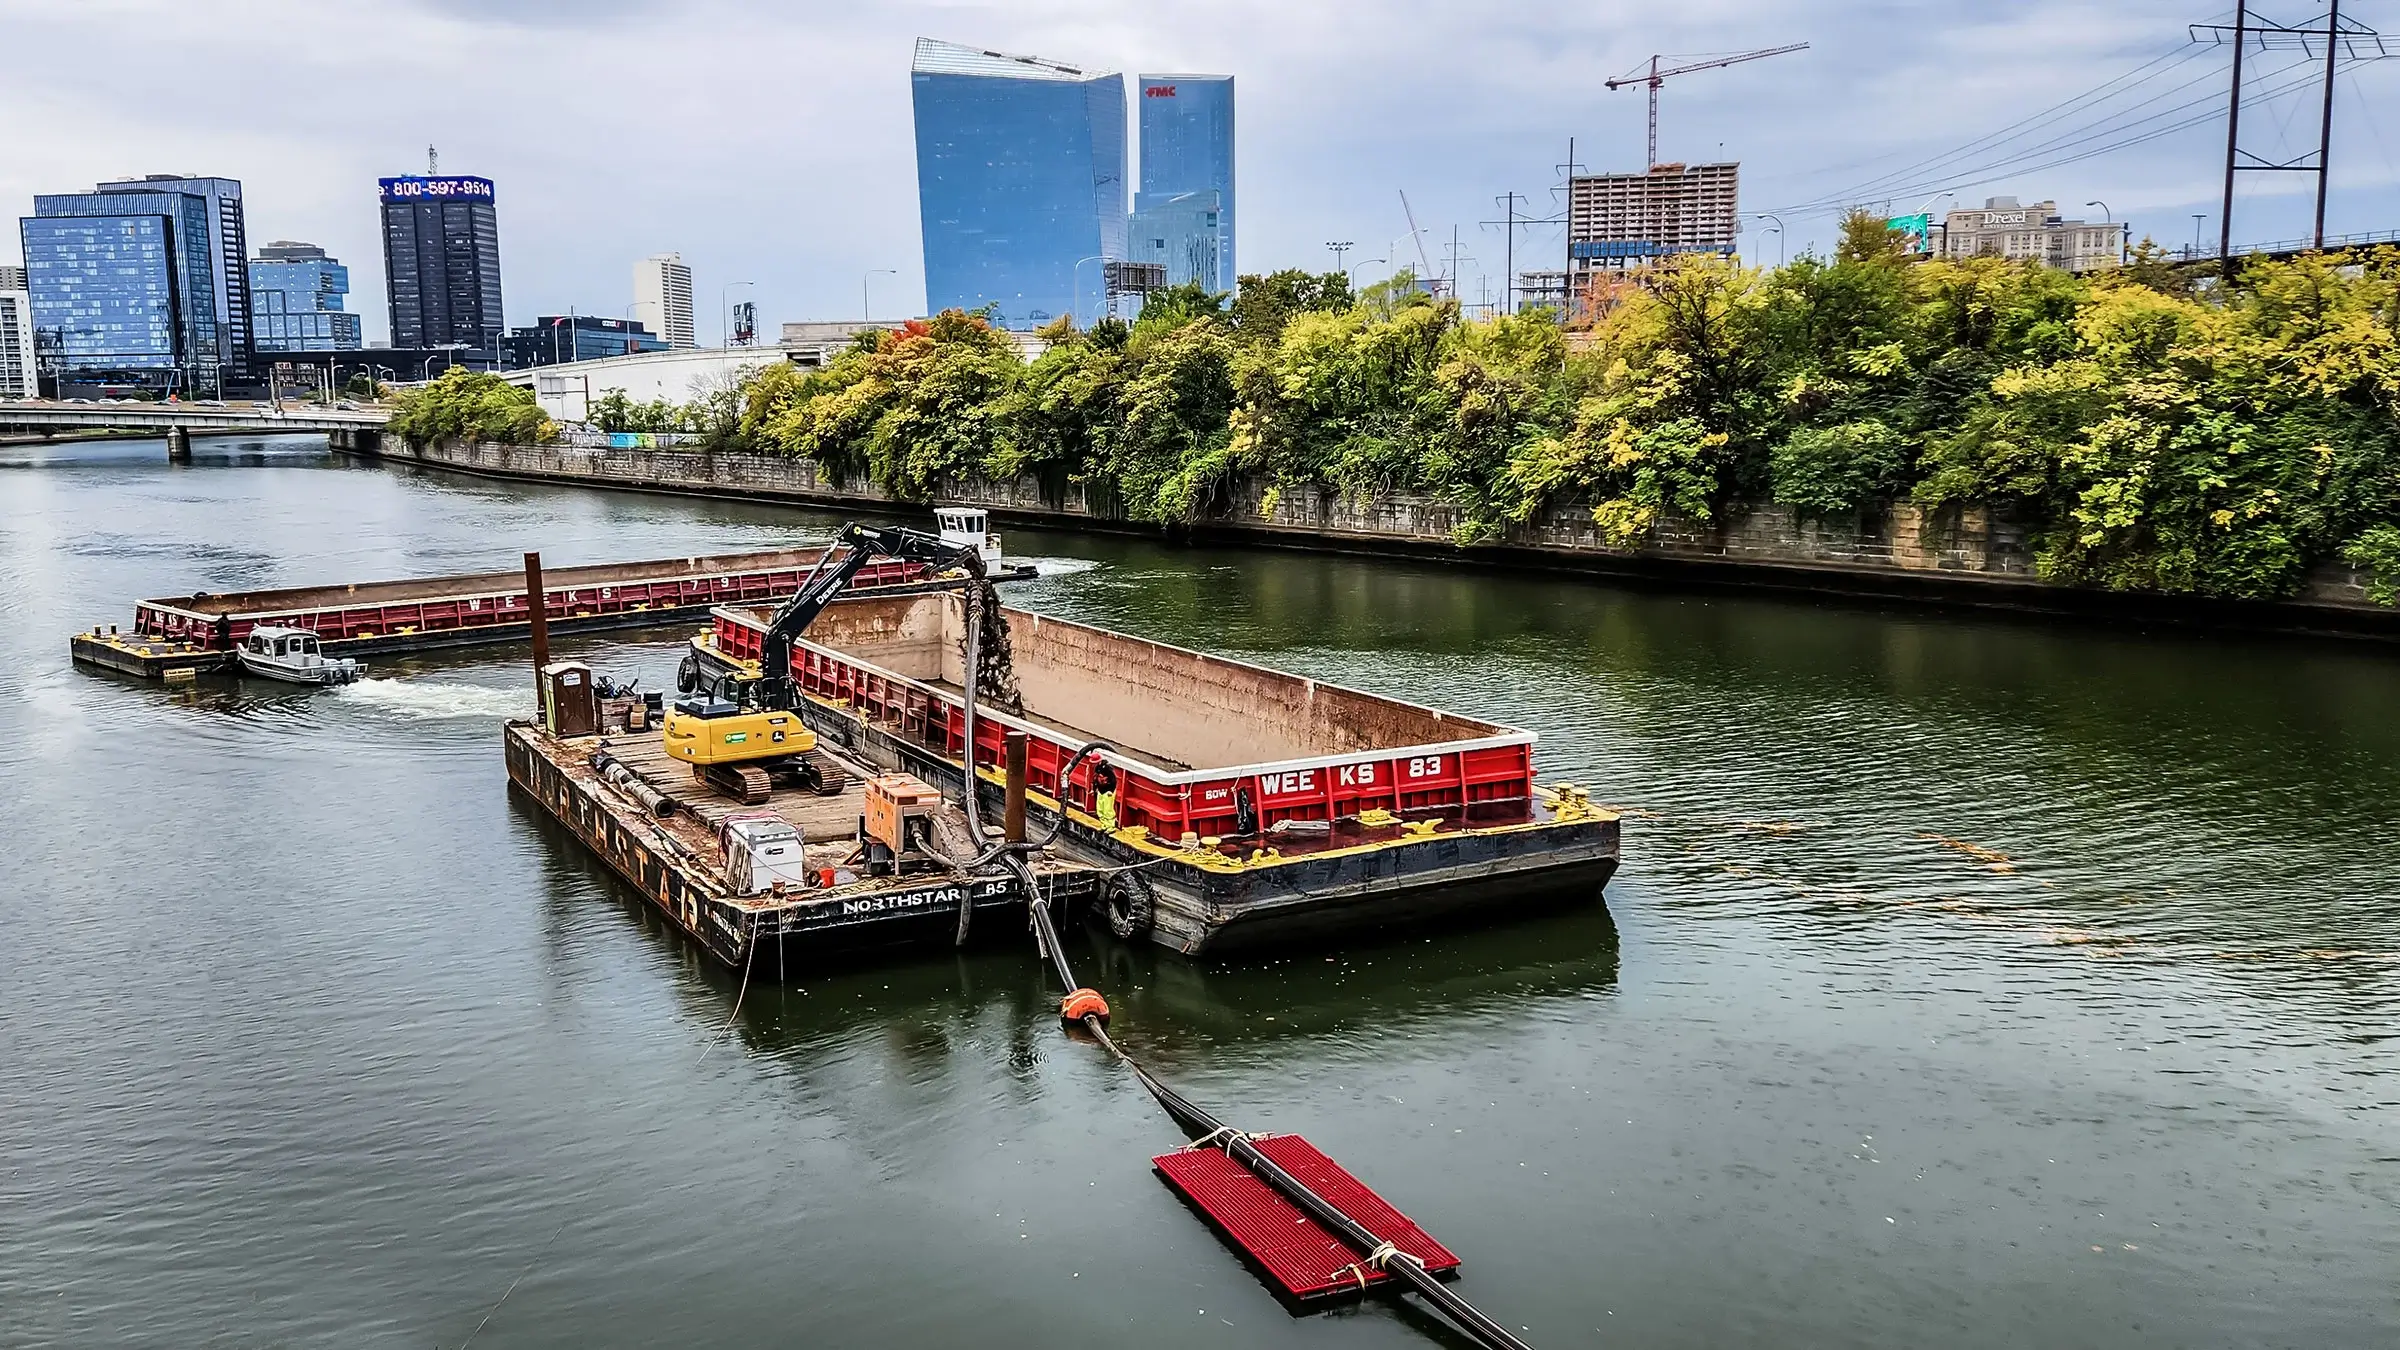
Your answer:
[1021,916,1536,1349]
[942,551,1535,1350]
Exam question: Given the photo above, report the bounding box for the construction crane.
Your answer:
[1398,190,1439,294]
[1605,44,1808,169]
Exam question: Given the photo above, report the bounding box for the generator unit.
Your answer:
[720,811,813,897]
[858,774,944,877]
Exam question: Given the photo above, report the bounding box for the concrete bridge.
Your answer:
[0,400,389,458]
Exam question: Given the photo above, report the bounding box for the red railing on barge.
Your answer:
[715,611,1539,842]
[133,558,928,647]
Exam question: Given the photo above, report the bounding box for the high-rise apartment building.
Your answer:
[632,253,695,348]
[0,280,34,398]
[1135,74,1233,291]
[18,174,252,395]
[250,241,362,351]
[379,173,503,350]
[911,38,1127,328]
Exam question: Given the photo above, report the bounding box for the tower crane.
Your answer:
[1398,190,1439,294]
[1605,44,1808,169]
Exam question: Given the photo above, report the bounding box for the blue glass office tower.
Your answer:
[250,241,363,352]
[1136,74,1234,291]
[1129,191,1222,291]
[19,174,251,394]
[911,38,1127,328]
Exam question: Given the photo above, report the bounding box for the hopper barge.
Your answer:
[70,540,1032,681]
[677,590,1620,955]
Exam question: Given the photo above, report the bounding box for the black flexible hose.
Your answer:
[1077,1021,1535,1350]
[946,551,1538,1350]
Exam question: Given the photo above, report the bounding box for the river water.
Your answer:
[2,433,2394,1348]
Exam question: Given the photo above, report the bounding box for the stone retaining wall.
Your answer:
[329,430,2391,635]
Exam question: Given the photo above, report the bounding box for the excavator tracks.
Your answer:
[699,762,774,805]
[797,748,850,797]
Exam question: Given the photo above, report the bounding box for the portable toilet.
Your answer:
[541,661,597,737]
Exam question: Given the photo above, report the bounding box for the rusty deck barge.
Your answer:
[690,592,1622,956]
[506,703,1099,968]
[70,544,1033,680]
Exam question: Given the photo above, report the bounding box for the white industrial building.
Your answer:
[631,253,696,349]
[504,346,788,423]
[502,320,1056,424]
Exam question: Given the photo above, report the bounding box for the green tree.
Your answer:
[387,369,553,444]
[1230,268,1354,343]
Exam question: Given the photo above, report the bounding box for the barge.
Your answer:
[688,591,1620,955]
[506,692,1099,970]
[71,541,1033,681]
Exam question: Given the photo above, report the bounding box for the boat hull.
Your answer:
[791,692,1619,957]
[234,652,360,685]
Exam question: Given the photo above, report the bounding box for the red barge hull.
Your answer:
[697,592,1620,954]
[69,544,1020,680]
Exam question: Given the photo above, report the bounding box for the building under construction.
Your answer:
[1566,161,1740,280]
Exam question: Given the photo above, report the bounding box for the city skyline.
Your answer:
[3,1,2397,344]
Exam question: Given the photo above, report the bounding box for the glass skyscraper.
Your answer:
[911,38,1127,329]
[19,174,251,395]
[1136,74,1234,291]
[379,175,503,350]
[1129,189,1223,291]
[250,241,363,352]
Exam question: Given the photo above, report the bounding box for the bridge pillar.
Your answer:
[166,426,192,461]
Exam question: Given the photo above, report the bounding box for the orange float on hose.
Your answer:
[1060,987,1110,1025]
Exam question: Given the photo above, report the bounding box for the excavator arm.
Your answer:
[752,522,986,700]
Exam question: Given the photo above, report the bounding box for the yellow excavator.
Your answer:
[662,523,985,804]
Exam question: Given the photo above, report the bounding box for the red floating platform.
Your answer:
[1153,1134,1460,1302]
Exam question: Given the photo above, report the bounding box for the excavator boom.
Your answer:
[664,521,987,803]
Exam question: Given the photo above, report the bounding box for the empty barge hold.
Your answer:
[70,543,1030,680]
[691,592,1622,955]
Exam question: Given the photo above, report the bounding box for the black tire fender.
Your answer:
[1104,870,1155,941]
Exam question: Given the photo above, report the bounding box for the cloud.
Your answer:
[3,0,2394,343]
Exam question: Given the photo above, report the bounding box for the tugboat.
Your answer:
[234,625,361,685]
[933,507,1005,570]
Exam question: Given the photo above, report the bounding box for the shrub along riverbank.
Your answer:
[390,217,2400,604]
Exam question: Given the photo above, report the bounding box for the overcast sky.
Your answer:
[5,0,2396,344]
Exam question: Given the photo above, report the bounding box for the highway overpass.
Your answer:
[0,401,389,435]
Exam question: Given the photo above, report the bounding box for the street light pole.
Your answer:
[1752,213,1786,267]
[2086,200,2126,265]
[1071,255,1104,327]
[1915,192,1955,258]
[864,269,896,322]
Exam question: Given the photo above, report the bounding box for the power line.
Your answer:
[1764,51,2345,219]
[1790,37,2215,204]
[1805,47,2225,210]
